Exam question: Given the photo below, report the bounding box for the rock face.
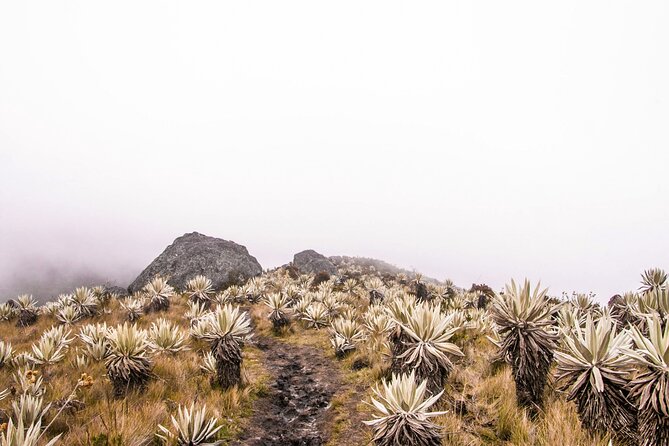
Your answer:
[292,250,337,275]
[128,232,262,293]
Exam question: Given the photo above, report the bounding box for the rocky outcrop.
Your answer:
[292,250,337,275]
[103,285,129,297]
[128,232,262,293]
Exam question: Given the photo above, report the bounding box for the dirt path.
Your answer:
[233,336,341,446]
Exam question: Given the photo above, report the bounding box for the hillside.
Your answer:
[329,255,443,284]
[0,263,666,445]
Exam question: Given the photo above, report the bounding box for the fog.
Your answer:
[1,1,668,302]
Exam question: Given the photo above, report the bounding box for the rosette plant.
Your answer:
[625,315,669,446]
[330,318,364,358]
[199,304,253,389]
[157,403,223,445]
[490,279,560,413]
[15,295,39,327]
[364,371,446,446]
[640,268,668,295]
[143,276,174,313]
[396,304,463,392]
[554,315,637,444]
[105,323,154,396]
[187,275,215,308]
[264,293,291,331]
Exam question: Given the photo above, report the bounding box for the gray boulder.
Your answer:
[292,250,337,275]
[128,232,262,293]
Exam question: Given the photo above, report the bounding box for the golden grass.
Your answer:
[537,398,610,446]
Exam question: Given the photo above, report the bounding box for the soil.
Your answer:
[233,336,341,446]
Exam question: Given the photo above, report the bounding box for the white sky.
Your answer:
[1,1,668,301]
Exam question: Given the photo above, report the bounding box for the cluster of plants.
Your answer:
[247,265,490,446]
[251,262,669,446]
[0,276,256,445]
[1,262,668,445]
[487,271,669,446]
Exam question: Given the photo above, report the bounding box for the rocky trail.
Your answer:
[233,336,342,446]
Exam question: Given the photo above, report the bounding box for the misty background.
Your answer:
[1,1,668,303]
